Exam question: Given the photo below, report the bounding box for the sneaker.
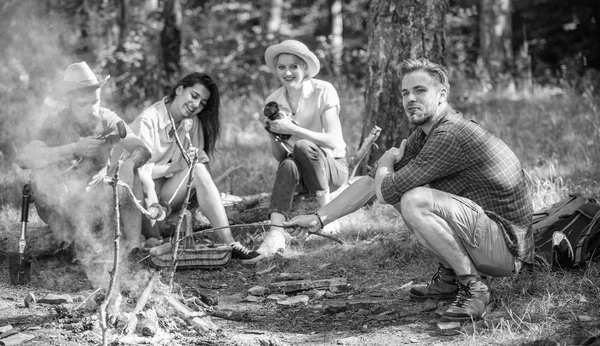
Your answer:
[242,228,286,264]
[409,265,459,301]
[442,280,490,321]
[230,242,260,260]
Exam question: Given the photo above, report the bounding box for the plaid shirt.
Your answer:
[376,106,534,263]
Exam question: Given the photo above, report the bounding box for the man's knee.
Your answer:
[399,187,433,216]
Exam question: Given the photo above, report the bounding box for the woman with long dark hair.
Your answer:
[130,72,259,259]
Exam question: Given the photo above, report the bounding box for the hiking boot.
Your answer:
[442,280,490,321]
[230,242,260,260]
[409,265,459,301]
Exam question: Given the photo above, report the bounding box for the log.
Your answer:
[164,295,205,320]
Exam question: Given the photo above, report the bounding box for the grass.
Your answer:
[1,83,600,345]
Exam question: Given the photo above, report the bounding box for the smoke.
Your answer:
[1,0,140,288]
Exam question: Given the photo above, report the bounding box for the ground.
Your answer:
[1,213,599,346]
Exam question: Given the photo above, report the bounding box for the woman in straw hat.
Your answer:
[246,40,348,262]
[129,72,260,260]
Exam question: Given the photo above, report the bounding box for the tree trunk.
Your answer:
[263,0,283,39]
[361,0,447,172]
[329,0,343,77]
[161,0,182,86]
[477,0,514,91]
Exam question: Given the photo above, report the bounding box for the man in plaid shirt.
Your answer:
[284,58,533,321]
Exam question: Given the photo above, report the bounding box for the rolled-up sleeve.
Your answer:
[380,131,466,205]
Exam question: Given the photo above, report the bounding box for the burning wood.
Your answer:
[122,273,159,335]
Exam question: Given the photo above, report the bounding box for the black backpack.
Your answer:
[533,194,600,269]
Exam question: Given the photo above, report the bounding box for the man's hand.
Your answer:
[378,139,407,165]
[74,137,105,157]
[282,214,321,241]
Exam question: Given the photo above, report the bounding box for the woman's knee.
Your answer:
[292,139,319,159]
[193,163,212,181]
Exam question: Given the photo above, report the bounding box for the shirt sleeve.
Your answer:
[380,130,466,205]
[320,82,340,115]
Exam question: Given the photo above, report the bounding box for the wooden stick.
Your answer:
[172,222,344,245]
[213,165,243,185]
[73,287,102,311]
[169,153,199,289]
[100,161,123,346]
[348,125,381,179]
[122,273,159,335]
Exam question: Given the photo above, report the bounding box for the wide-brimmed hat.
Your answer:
[53,62,110,96]
[264,40,320,78]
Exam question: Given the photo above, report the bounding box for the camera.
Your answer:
[263,101,292,141]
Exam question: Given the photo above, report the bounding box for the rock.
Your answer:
[277,295,310,306]
[273,273,306,282]
[265,294,288,302]
[305,289,326,300]
[437,322,461,330]
[0,325,13,333]
[243,295,265,303]
[38,294,73,305]
[247,285,270,296]
[323,301,347,314]
[268,277,347,293]
[24,293,36,308]
[329,282,352,293]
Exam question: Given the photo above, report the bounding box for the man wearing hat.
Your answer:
[17,62,152,267]
[246,40,348,262]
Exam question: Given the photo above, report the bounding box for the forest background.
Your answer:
[0,0,599,206]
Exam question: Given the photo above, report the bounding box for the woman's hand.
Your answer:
[282,214,321,241]
[267,117,298,135]
[186,147,209,164]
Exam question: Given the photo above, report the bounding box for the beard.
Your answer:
[405,104,434,126]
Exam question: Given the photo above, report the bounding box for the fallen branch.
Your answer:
[213,165,243,185]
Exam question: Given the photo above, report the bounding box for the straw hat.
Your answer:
[53,62,110,96]
[264,40,320,78]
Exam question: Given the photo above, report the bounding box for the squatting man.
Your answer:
[284,58,533,321]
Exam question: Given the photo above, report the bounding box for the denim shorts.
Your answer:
[431,189,520,277]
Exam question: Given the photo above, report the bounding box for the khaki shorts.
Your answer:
[431,189,520,277]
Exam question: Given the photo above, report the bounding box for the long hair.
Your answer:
[165,72,220,156]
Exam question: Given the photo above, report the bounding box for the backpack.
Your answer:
[533,194,600,269]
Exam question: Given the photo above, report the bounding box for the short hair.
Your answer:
[399,58,450,95]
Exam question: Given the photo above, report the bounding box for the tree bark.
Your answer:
[329,0,343,76]
[477,0,514,91]
[361,0,447,172]
[161,0,182,85]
